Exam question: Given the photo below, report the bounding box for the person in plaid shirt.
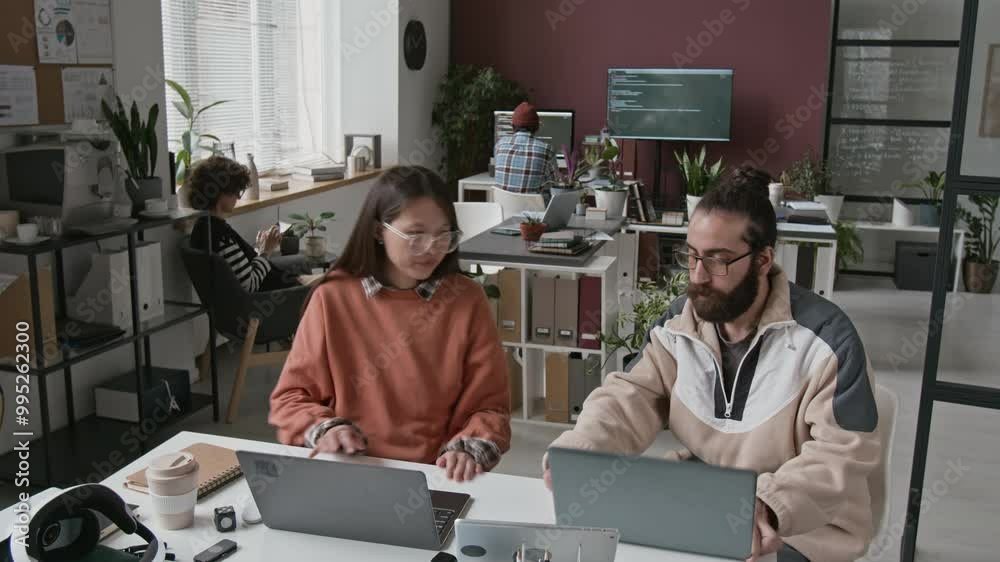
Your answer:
[494,102,560,198]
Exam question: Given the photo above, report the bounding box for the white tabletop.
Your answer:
[459,172,496,186]
[98,432,734,562]
[626,221,836,239]
[846,220,964,235]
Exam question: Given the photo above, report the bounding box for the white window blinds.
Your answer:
[161,0,331,172]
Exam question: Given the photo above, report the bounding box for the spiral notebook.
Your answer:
[123,443,242,500]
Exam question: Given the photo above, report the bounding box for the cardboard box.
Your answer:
[0,267,57,364]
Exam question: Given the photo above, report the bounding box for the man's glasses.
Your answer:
[381,222,462,255]
[674,249,753,276]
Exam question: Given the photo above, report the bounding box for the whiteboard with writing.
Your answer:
[829,125,950,196]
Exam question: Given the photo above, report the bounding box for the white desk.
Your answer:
[96,431,731,561]
[458,172,497,202]
[846,220,965,291]
[625,222,839,299]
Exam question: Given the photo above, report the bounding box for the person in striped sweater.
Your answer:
[187,156,298,292]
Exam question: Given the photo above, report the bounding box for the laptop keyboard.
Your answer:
[433,507,456,536]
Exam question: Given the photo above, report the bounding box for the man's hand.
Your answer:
[308,424,367,458]
[543,467,552,491]
[747,499,782,562]
[436,451,484,483]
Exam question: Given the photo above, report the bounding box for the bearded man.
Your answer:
[543,166,883,562]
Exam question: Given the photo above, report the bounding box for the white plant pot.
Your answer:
[686,195,703,220]
[892,198,915,227]
[303,235,327,259]
[768,183,785,210]
[815,194,844,222]
[595,189,629,219]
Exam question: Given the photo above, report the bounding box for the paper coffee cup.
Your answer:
[0,211,19,239]
[146,451,200,530]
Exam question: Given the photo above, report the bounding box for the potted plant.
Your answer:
[166,79,231,185]
[289,211,336,259]
[592,139,630,219]
[675,145,724,219]
[576,191,589,217]
[902,170,945,227]
[519,216,547,241]
[956,194,999,293]
[781,149,842,221]
[102,96,160,214]
[598,271,689,370]
[834,221,865,274]
[432,65,526,195]
[549,143,594,197]
[463,264,502,320]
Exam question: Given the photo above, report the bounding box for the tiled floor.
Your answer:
[3,275,998,561]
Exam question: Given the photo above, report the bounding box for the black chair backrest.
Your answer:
[179,236,255,341]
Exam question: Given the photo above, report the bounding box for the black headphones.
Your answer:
[8,484,163,562]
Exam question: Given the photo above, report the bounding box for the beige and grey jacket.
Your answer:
[548,270,883,562]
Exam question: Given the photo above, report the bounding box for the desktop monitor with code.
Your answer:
[607,68,734,141]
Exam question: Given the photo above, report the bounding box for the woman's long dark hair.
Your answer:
[303,166,461,309]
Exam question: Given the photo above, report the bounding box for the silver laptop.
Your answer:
[237,451,472,550]
[492,190,580,235]
[548,447,758,560]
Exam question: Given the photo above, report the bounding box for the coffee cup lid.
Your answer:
[148,451,199,479]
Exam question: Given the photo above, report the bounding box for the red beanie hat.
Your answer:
[512,102,539,129]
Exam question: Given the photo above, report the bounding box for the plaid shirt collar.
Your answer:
[361,276,441,301]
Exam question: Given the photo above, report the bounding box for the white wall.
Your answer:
[339,0,401,165]
[397,0,450,172]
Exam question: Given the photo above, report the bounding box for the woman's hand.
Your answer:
[256,225,282,256]
[437,451,484,483]
[308,425,368,458]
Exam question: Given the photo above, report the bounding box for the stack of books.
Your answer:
[529,231,591,255]
[290,158,345,182]
[628,182,658,223]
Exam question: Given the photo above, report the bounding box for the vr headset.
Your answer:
[4,484,164,562]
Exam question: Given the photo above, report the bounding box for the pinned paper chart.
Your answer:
[35,0,79,64]
[62,67,112,121]
[76,0,112,64]
[0,65,40,126]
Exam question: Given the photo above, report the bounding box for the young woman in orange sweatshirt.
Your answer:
[268,166,511,482]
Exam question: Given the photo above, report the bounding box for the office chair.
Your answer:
[870,383,899,539]
[179,237,312,423]
[490,186,546,220]
[454,202,504,243]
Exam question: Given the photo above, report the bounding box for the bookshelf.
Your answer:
[462,254,623,428]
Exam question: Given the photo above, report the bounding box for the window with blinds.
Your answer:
[161,0,330,172]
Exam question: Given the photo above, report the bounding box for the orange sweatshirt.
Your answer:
[268,271,511,466]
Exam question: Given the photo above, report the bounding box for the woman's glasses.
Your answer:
[381,222,462,255]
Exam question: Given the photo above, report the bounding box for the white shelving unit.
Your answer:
[461,255,620,428]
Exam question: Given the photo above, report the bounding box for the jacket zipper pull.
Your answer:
[724,405,733,419]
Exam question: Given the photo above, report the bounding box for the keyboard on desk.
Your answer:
[433,507,457,538]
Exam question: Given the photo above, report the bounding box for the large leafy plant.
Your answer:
[101,96,159,180]
[675,145,724,197]
[432,65,526,190]
[598,271,690,362]
[780,149,835,198]
[590,138,628,192]
[834,221,864,270]
[166,80,230,185]
[956,195,1000,264]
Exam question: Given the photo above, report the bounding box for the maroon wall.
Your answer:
[451,0,832,206]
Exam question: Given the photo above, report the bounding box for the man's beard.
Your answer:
[687,259,760,323]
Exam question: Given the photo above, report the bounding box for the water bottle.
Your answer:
[245,153,260,200]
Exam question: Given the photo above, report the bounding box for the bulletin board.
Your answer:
[0,0,114,127]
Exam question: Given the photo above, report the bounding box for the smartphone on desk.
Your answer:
[194,539,238,562]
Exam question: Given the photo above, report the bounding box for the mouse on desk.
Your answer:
[241,497,262,525]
